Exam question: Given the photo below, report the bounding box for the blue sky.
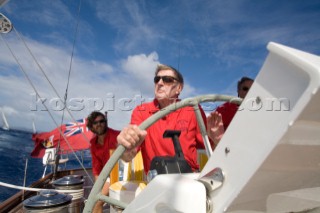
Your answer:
[0,0,320,132]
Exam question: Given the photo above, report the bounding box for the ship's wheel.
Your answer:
[83,94,241,212]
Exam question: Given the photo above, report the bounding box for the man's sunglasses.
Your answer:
[93,119,106,125]
[154,76,178,84]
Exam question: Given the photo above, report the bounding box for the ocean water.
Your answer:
[0,128,92,203]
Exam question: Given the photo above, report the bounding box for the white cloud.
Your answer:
[0,32,200,131]
[1,0,320,132]
[121,52,158,92]
[0,35,163,131]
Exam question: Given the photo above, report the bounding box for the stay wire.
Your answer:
[11,27,92,147]
[55,0,84,179]
[59,0,83,129]
[0,33,94,184]
[7,27,93,183]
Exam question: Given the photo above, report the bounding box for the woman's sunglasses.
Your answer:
[154,76,178,84]
[93,119,106,125]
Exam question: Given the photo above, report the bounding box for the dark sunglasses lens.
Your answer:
[242,87,249,91]
[154,76,176,84]
[162,76,175,83]
[154,76,161,83]
[93,119,105,125]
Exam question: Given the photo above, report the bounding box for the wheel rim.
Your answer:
[83,94,241,212]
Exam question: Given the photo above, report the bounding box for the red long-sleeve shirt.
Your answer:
[131,99,207,173]
[90,128,120,176]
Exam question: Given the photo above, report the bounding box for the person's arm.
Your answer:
[121,146,139,162]
[117,125,146,162]
[117,106,147,162]
[91,149,103,178]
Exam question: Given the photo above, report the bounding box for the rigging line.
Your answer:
[0,34,94,184]
[57,0,84,181]
[22,158,28,200]
[64,0,83,102]
[176,4,186,73]
[11,28,91,147]
[58,0,82,141]
[56,0,83,179]
[59,0,83,126]
[0,8,90,144]
[0,181,85,193]
[8,28,93,184]
[178,35,181,72]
